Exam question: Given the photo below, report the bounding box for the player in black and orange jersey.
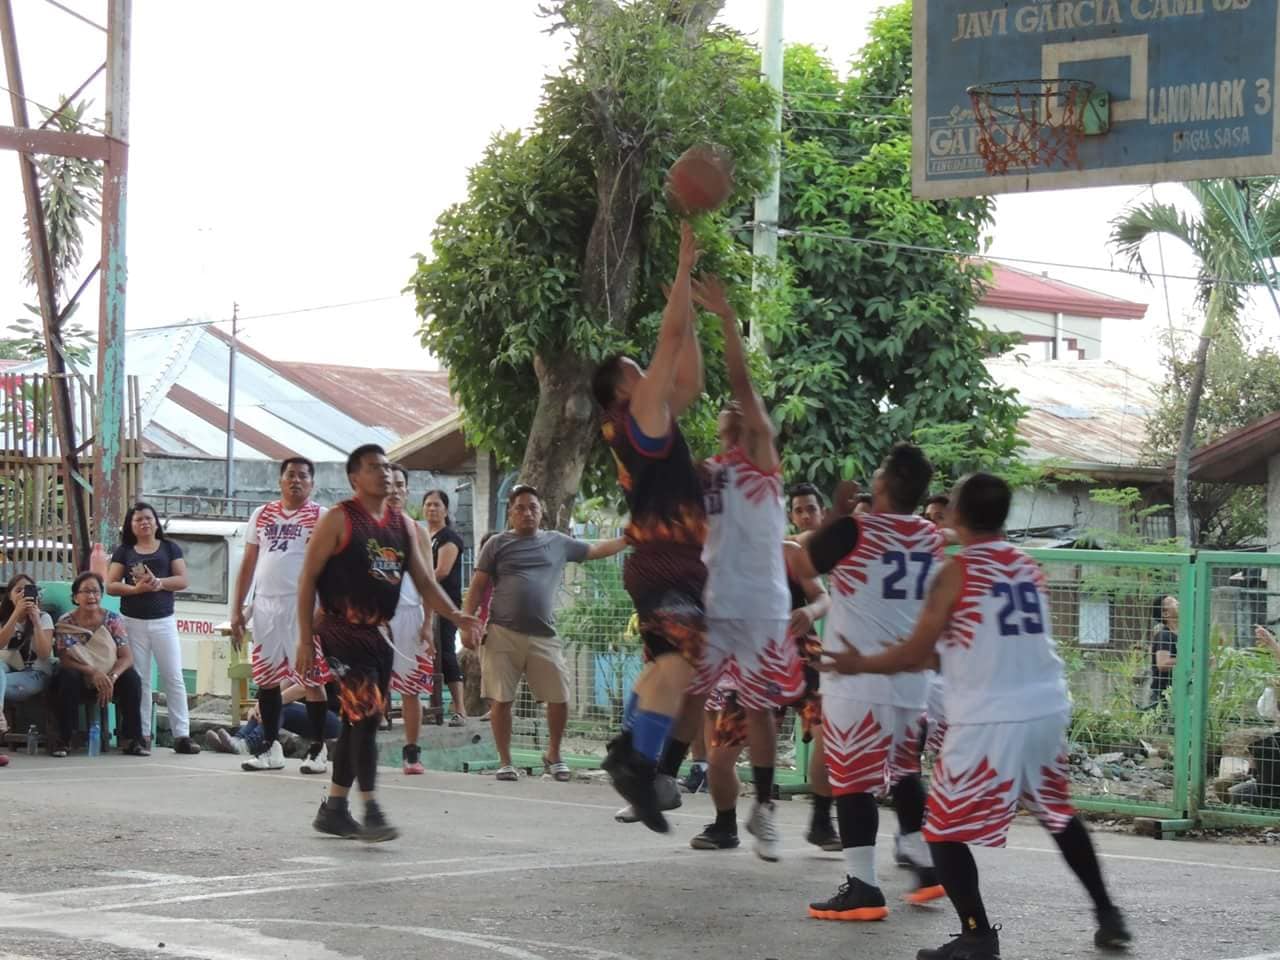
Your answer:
[591,221,708,833]
[295,444,480,842]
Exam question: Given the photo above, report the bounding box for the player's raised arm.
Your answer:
[693,273,776,471]
[631,222,699,435]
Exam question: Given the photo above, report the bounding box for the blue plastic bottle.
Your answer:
[88,721,101,757]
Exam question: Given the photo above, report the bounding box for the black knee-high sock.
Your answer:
[835,791,878,847]
[811,792,833,828]
[752,765,774,804]
[305,699,327,745]
[1052,816,1113,912]
[258,685,283,747]
[352,715,380,793]
[658,738,690,778]
[891,774,926,834]
[930,841,990,934]
[331,719,356,790]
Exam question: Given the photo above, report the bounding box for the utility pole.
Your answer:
[0,0,91,569]
[95,0,132,550]
[225,303,238,499]
[750,0,784,348]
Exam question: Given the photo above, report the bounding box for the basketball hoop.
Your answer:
[965,79,1096,176]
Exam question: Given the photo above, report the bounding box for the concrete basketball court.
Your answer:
[1,753,1277,960]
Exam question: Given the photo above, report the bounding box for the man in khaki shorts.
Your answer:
[463,484,626,782]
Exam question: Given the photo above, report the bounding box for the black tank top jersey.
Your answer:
[788,575,807,612]
[601,403,707,550]
[317,499,410,625]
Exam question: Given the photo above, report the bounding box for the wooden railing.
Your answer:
[0,371,142,581]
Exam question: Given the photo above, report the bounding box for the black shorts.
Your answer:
[623,546,707,667]
[436,618,463,684]
[316,618,394,723]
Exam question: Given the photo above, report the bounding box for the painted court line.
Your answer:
[145,760,1280,878]
[224,917,642,960]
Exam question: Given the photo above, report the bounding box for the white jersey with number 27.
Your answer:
[937,539,1069,725]
[821,513,945,709]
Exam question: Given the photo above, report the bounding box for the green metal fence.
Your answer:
[500,547,1280,829]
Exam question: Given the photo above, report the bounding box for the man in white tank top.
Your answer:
[231,457,332,774]
[690,274,804,861]
[387,464,435,775]
[823,473,1131,960]
[787,443,947,922]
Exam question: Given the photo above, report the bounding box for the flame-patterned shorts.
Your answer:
[624,547,707,668]
[315,617,395,723]
[923,709,1075,847]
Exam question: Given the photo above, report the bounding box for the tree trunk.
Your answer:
[519,352,600,532]
[1173,311,1215,547]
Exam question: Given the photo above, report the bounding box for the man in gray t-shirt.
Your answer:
[464,484,626,782]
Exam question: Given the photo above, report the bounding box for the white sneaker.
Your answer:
[614,774,682,822]
[748,800,781,862]
[241,740,285,771]
[299,742,328,775]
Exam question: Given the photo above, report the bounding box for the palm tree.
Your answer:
[1110,178,1280,546]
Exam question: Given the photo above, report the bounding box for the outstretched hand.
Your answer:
[677,221,700,272]
[819,634,864,675]
[690,274,731,318]
[832,480,862,518]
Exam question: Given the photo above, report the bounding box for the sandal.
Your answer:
[495,764,519,781]
[51,741,69,758]
[123,739,151,757]
[543,754,571,782]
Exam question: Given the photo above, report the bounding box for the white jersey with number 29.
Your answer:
[937,539,1069,725]
[821,513,946,709]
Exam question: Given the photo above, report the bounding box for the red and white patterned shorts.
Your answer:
[822,697,926,798]
[691,619,805,711]
[923,710,1075,847]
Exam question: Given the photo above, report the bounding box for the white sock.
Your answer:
[843,844,877,887]
[900,830,931,867]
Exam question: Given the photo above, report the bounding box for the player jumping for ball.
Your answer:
[591,222,708,833]
[824,472,1131,959]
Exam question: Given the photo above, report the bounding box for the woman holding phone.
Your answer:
[0,573,55,764]
[106,502,200,754]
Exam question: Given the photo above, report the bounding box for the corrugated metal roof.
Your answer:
[9,327,423,461]
[273,362,455,437]
[980,263,1148,320]
[986,358,1161,472]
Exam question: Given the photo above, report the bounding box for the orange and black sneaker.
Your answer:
[905,865,947,905]
[807,876,888,922]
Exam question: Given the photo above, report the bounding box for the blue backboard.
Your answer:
[913,0,1280,198]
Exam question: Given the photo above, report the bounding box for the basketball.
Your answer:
[666,145,734,216]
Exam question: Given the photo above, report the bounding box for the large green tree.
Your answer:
[766,7,1023,490]
[407,0,776,527]
[1112,178,1280,545]
[1145,330,1280,548]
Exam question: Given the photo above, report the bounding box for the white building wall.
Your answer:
[973,306,1104,360]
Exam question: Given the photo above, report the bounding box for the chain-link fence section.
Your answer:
[1027,549,1190,819]
[492,543,1279,828]
[1196,554,1280,826]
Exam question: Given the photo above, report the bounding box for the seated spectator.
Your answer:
[49,572,147,757]
[2,573,56,760]
[1227,626,1280,808]
[205,682,341,757]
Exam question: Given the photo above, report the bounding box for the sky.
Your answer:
[1,1,1269,379]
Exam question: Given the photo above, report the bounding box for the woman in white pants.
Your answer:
[106,501,201,754]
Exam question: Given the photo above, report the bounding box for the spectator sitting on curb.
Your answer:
[462,485,627,782]
[2,573,56,762]
[49,572,147,757]
[206,681,342,757]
